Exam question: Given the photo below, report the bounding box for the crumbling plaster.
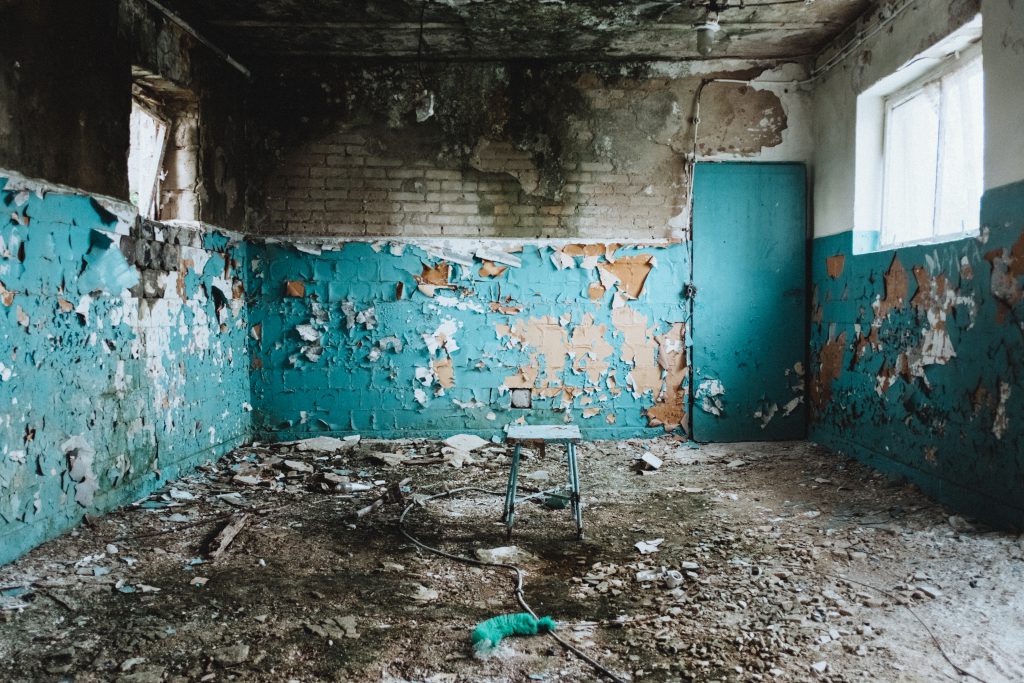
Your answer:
[809,180,1024,529]
[0,174,252,564]
[250,59,812,239]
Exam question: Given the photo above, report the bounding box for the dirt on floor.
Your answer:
[1,437,1023,683]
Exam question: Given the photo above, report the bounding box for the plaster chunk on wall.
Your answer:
[872,254,908,322]
[644,322,688,431]
[415,262,456,298]
[811,330,847,412]
[569,313,614,383]
[826,254,846,279]
[424,318,460,355]
[497,315,570,389]
[984,230,1024,323]
[597,255,654,300]
[433,358,456,389]
[479,261,507,277]
[695,378,725,416]
[611,307,660,398]
[62,436,98,508]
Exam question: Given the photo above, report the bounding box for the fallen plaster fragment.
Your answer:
[62,436,98,508]
[444,434,490,451]
[282,436,361,453]
[635,538,664,554]
[475,546,535,564]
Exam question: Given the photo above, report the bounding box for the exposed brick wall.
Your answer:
[254,63,807,239]
[264,130,683,239]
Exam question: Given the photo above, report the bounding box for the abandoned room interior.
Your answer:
[1,0,1023,680]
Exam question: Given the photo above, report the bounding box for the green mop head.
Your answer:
[471,613,557,653]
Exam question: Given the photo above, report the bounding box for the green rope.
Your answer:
[471,613,557,653]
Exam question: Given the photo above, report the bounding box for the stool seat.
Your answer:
[503,424,584,540]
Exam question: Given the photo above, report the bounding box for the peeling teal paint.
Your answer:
[247,241,691,440]
[809,179,1024,529]
[0,179,252,564]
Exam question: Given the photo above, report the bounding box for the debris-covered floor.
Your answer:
[1,437,1022,683]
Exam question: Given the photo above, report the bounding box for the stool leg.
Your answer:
[504,444,522,537]
[568,442,583,540]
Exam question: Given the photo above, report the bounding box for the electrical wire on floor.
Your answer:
[398,487,628,683]
[812,569,989,683]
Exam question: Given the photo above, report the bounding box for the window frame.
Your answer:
[877,44,983,249]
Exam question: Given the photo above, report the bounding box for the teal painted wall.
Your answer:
[809,179,1024,528]
[0,179,252,564]
[247,241,691,440]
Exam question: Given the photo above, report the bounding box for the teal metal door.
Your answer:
[691,162,807,442]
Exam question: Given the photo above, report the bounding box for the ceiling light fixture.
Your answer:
[695,10,721,56]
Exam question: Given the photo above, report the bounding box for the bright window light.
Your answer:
[880,49,984,248]
[128,99,169,219]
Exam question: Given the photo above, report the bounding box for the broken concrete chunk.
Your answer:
[282,459,314,474]
[637,452,662,471]
[474,546,535,564]
[213,643,250,667]
[443,434,489,452]
[284,435,361,452]
[634,538,664,554]
[411,584,439,603]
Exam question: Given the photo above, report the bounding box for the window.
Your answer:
[879,48,983,248]
[127,71,200,222]
[128,98,169,219]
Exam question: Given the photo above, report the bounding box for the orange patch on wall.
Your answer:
[598,255,654,299]
[826,254,845,279]
[873,254,908,321]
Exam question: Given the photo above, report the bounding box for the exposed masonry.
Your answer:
[265,134,681,239]
[254,63,798,239]
[808,180,1024,529]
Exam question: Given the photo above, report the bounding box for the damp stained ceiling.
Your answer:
[158,0,874,61]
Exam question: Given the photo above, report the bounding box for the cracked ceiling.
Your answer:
[157,0,873,62]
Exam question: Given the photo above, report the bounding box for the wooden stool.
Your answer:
[502,424,583,540]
